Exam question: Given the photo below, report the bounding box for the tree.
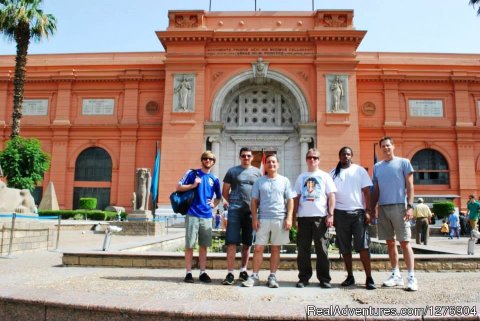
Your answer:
[0,0,56,138]
[470,0,480,15]
[0,136,50,191]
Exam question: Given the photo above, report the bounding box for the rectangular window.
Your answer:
[82,99,115,115]
[409,100,443,117]
[23,99,48,116]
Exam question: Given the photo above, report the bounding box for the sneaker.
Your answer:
[222,273,235,285]
[242,275,260,287]
[184,272,194,283]
[341,275,355,287]
[267,275,279,288]
[199,272,212,283]
[296,280,309,288]
[406,276,418,291]
[383,273,404,287]
[319,281,332,289]
[366,277,376,290]
[239,271,249,282]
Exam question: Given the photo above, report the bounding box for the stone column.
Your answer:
[299,136,312,172]
[209,135,221,177]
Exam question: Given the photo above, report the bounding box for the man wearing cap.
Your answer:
[413,198,432,245]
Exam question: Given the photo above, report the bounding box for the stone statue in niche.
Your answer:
[173,74,195,112]
[330,75,344,112]
[133,168,151,211]
[175,77,191,110]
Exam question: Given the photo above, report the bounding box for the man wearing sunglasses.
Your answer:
[293,148,336,289]
[221,147,262,285]
[177,151,222,283]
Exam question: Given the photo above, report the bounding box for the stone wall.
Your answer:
[109,221,165,236]
[0,221,55,255]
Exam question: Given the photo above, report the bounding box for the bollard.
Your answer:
[6,213,16,258]
[55,215,61,251]
[102,225,122,251]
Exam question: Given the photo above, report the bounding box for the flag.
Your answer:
[373,143,378,165]
[151,141,160,212]
[259,149,266,175]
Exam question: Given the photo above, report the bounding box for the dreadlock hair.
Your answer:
[333,146,353,179]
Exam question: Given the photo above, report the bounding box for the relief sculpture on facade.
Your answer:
[173,74,195,112]
[326,74,348,113]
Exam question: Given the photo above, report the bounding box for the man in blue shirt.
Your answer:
[371,136,417,291]
[177,151,222,283]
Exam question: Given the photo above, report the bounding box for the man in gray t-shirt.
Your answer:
[221,147,261,285]
[371,136,417,291]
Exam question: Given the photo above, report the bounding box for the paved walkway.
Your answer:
[1,228,480,320]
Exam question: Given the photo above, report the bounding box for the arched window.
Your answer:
[411,149,449,185]
[75,147,112,181]
[73,147,112,210]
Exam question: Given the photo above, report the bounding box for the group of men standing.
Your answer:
[176,136,418,291]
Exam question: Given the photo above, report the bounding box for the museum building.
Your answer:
[0,10,479,211]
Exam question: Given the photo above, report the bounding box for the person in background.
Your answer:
[447,210,460,239]
[440,219,449,236]
[413,198,432,245]
[466,195,480,232]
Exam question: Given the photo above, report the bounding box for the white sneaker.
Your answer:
[382,273,404,287]
[242,275,260,287]
[267,275,279,288]
[406,276,418,291]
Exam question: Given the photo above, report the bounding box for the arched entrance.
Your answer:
[207,69,315,183]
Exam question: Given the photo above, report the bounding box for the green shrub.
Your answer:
[289,226,298,244]
[79,198,97,210]
[73,213,84,220]
[432,202,455,219]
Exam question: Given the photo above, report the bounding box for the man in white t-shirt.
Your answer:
[330,146,375,290]
[293,148,336,288]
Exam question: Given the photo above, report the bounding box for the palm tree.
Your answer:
[470,0,480,15]
[0,0,56,138]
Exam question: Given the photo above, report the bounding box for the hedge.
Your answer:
[432,202,455,219]
[38,210,123,221]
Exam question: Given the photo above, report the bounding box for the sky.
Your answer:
[0,0,480,55]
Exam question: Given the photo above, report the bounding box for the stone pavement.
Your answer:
[1,228,480,320]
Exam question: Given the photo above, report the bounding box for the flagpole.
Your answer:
[209,0,212,11]
[312,0,315,11]
[255,0,257,11]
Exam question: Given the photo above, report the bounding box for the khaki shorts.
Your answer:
[255,218,290,246]
[378,204,411,242]
[185,215,212,248]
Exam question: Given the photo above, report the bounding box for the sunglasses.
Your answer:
[240,154,252,158]
[202,157,215,161]
[306,156,319,160]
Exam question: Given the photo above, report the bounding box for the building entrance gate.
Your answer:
[208,69,315,184]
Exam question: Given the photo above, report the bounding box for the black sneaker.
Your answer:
[199,272,212,283]
[319,281,332,289]
[341,275,355,287]
[239,271,249,282]
[184,273,194,283]
[366,277,376,290]
[222,273,235,285]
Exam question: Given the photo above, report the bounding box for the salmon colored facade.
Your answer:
[1,10,480,210]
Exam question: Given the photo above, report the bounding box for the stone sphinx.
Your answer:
[0,181,37,215]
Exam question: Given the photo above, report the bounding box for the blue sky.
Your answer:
[1,0,479,55]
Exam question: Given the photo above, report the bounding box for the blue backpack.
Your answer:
[170,169,196,215]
